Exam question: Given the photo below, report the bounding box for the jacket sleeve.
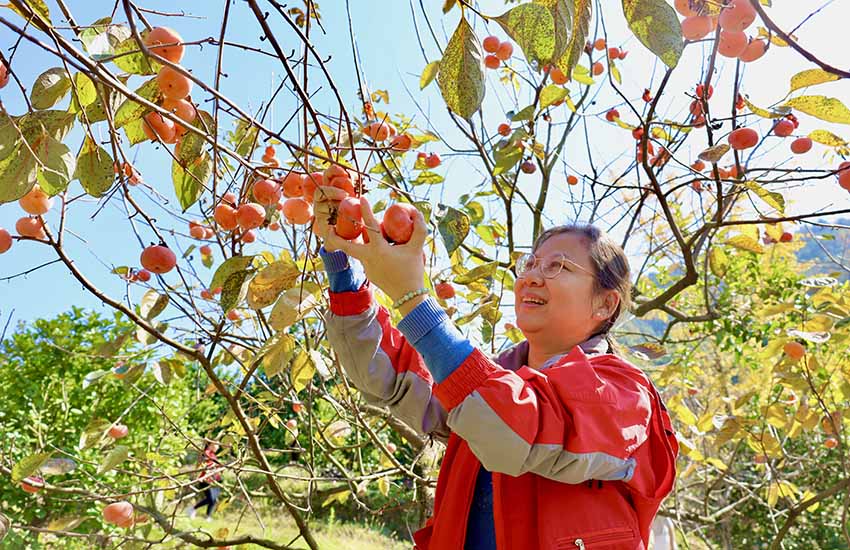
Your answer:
[396,298,656,485]
[320,248,450,442]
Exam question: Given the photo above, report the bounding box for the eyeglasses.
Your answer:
[515,252,594,279]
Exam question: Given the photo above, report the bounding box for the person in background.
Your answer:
[186,441,222,521]
[311,187,679,549]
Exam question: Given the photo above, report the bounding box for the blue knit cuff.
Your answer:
[319,246,366,293]
[398,297,474,383]
[319,246,350,273]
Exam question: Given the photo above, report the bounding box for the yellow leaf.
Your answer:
[757,26,795,47]
[726,235,765,254]
[808,129,849,150]
[378,476,390,497]
[289,350,315,393]
[744,96,786,119]
[698,143,730,163]
[790,69,840,92]
[784,95,850,125]
[268,282,322,331]
[420,61,440,90]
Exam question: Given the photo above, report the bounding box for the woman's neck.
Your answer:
[526,339,579,370]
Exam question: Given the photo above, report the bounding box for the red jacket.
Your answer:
[326,284,679,549]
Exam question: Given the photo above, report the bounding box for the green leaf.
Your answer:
[79,418,110,449]
[493,141,523,175]
[437,205,470,255]
[9,0,49,24]
[123,118,148,146]
[571,64,595,85]
[0,144,37,203]
[19,110,76,142]
[784,95,850,125]
[31,131,75,194]
[454,262,499,284]
[442,0,457,13]
[789,69,840,93]
[511,105,536,122]
[172,151,212,211]
[726,234,765,254]
[0,112,19,163]
[539,85,567,110]
[464,201,485,224]
[74,136,113,197]
[622,0,683,68]
[534,0,573,63]
[30,68,71,110]
[140,289,169,320]
[152,360,172,385]
[97,445,130,474]
[220,268,253,313]
[82,369,110,389]
[708,247,728,277]
[554,0,590,78]
[420,61,440,90]
[114,78,161,128]
[211,256,256,292]
[495,3,556,64]
[437,17,485,119]
[69,72,97,112]
[412,170,444,185]
[113,36,159,75]
[11,453,52,483]
[290,350,316,393]
[745,181,785,215]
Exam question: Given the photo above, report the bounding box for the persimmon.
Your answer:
[718,1,756,32]
[718,30,748,58]
[364,121,393,141]
[592,62,604,76]
[0,61,8,89]
[838,162,850,190]
[214,203,238,230]
[335,197,364,240]
[482,35,500,53]
[108,424,129,439]
[436,282,455,300]
[593,38,606,50]
[282,198,313,225]
[0,228,12,253]
[696,83,713,99]
[16,217,46,240]
[200,245,212,257]
[236,203,266,230]
[780,232,793,242]
[607,47,621,60]
[200,289,213,300]
[19,184,53,215]
[773,119,794,137]
[381,203,417,244]
[140,245,177,274]
[674,0,697,17]
[389,133,412,152]
[189,225,206,239]
[292,402,304,413]
[157,66,192,100]
[825,437,839,449]
[691,159,706,171]
[728,127,758,150]
[281,172,305,198]
[790,137,812,154]
[136,269,151,282]
[145,27,184,63]
[738,39,766,63]
[567,175,578,185]
[268,221,280,231]
[783,341,805,360]
[497,123,511,136]
[103,501,134,527]
[495,41,513,60]
[484,55,500,69]
[681,16,713,40]
[161,98,196,135]
[550,67,568,85]
[520,160,536,174]
[303,172,322,201]
[241,230,256,243]
[252,179,282,205]
[21,476,44,494]
[642,89,653,102]
[691,180,703,192]
[226,309,240,321]
[425,153,441,168]
[142,112,176,143]
[605,109,620,122]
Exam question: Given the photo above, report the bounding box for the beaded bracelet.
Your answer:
[393,287,430,309]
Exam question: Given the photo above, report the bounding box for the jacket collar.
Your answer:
[494,334,610,372]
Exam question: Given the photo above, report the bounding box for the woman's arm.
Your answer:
[321,247,450,442]
[396,297,669,486]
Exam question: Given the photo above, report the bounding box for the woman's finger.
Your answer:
[358,197,383,246]
[313,185,348,204]
[407,208,428,249]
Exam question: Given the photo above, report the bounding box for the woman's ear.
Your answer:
[593,290,621,322]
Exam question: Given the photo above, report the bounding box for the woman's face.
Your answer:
[514,232,613,345]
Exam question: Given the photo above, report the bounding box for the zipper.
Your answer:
[562,526,635,548]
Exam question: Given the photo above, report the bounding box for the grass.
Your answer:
[164,506,410,550]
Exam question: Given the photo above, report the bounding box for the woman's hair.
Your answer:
[532,224,632,341]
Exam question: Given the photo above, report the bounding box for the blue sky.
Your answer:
[1,0,849,331]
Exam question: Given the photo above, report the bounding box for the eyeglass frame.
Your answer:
[515,252,595,280]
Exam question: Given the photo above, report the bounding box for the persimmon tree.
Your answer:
[1,0,850,547]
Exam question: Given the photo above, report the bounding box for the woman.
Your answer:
[313,189,678,549]
[187,442,222,520]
